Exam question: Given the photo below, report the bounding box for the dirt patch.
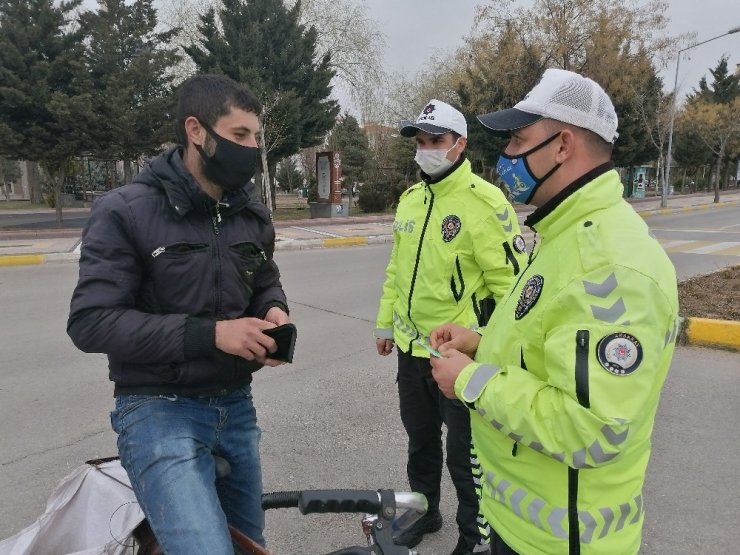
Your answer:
[678,265,740,321]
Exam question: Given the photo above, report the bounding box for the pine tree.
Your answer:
[275,157,304,192]
[327,114,372,188]
[80,0,181,184]
[0,0,96,224]
[695,56,740,104]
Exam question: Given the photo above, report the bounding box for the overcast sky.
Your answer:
[366,0,740,100]
[79,0,739,102]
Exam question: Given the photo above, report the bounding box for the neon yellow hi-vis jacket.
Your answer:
[454,167,680,555]
[375,157,527,357]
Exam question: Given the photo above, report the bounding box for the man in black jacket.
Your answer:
[68,74,288,554]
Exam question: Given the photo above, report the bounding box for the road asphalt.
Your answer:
[1,190,738,351]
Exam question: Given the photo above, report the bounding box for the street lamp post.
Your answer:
[663,26,740,208]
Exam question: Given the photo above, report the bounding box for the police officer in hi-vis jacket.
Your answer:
[430,69,679,555]
[375,99,527,555]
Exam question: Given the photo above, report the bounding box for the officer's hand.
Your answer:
[430,323,481,358]
[430,348,471,399]
[376,338,394,356]
[215,317,277,363]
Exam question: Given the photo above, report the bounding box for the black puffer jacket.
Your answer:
[67,147,288,396]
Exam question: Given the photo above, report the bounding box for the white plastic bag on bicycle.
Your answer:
[0,459,143,555]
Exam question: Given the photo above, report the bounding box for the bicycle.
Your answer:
[0,456,426,554]
[130,456,428,555]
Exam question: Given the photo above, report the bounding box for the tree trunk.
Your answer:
[625,165,634,197]
[123,158,133,185]
[268,161,277,211]
[26,161,42,203]
[53,172,65,227]
[693,168,700,193]
[713,149,723,204]
[258,124,272,213]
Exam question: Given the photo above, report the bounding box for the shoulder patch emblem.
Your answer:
[441,215,462,242]
[513,235,526,253]
[597,333,643,376]
[515,275,543,320]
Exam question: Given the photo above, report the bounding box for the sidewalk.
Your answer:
[1,190,739,350]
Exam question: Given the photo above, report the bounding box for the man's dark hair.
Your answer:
[175,74,262,146]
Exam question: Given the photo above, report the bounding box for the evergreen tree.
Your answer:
[0,0,96,224]
[327,114,372,188]
[694,56,740,104]
[80,0,181,184]
[0,155,21,200]
[185,0,339,174]
[275,157,304,192]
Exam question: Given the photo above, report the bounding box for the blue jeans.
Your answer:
[111,386,264,554]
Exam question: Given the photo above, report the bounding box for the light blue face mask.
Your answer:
[496,132,561,204]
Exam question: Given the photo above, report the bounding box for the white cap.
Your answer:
[400,99,467,138]
[477,69,619,143]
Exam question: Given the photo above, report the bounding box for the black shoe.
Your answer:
[450,536,491,555]
[392,510,443,548]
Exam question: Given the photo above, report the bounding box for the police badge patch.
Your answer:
[513,235,526,253]
[441,215,462,242]
[597,332,643,376]
[515,275,544,320]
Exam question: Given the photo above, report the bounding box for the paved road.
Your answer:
[0,246,738,553]
[644,205,740,279]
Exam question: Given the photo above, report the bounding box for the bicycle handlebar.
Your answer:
[261,489,426,518]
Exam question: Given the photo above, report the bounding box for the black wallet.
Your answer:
[263,323,297,363]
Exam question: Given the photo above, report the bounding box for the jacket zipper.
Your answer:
[569,329,591,554]
[406,185,435,351]
[210,201,225,317]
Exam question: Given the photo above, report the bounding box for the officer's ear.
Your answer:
[554,128,577,164]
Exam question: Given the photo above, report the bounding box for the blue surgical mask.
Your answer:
[496,132,561,204]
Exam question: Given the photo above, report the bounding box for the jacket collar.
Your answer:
[524,163,622,236]
[139,146,252,219]
[420,155,470,197]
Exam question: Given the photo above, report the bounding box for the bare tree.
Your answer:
[681,98,740,202]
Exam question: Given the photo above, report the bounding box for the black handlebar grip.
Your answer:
[261,490,301,510]
[298,489,381,515]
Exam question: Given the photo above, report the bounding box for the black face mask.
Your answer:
[194,122,259,192]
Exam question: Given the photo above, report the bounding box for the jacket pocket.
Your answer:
[147,242,211,313]
[229,241,267,300]
[450,255,465,302]
[575,330,590,408]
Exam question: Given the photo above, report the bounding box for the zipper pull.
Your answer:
[151,246,165,258]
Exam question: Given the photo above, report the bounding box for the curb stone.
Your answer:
[680,316,740,351]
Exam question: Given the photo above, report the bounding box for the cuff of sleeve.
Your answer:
[258,302,289,319]
[184,316,216,359]
[374,327,394,339]
[455,362,501,404]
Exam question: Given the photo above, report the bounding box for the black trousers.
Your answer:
[397,349,482,548]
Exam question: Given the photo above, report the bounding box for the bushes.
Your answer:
[358,183,387,213]
[357,181,412,213]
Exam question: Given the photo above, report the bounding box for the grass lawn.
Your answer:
[0,200,49,210]
[272,192,393,220]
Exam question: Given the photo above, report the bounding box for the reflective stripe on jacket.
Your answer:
[375,157,527,356]
[455,168,679,554]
